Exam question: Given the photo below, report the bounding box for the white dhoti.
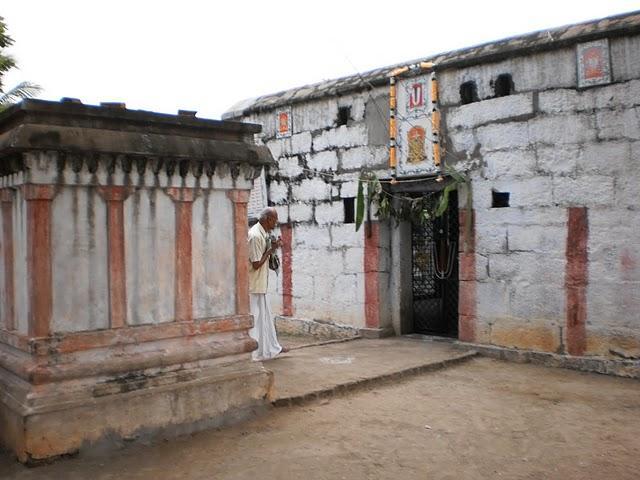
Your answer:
[249,293,282,361]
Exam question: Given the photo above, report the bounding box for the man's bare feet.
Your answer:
[281,346,290,354]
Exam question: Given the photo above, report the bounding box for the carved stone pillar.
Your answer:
[0,189,15,331]
[23,185,57,337]
[227,190,250,315]
[97,186,132,328]
[166,188,196,322]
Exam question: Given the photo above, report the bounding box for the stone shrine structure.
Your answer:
[0,99,274,463]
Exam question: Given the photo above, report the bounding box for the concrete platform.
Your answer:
[266,337,477,406]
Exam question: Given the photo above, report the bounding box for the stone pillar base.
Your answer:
[0,355,273,464]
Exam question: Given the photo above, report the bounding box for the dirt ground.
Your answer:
[1,357,639,480]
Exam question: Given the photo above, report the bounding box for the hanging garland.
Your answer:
[355,166,473,249]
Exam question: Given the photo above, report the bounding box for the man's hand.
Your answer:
[270,236,283,253]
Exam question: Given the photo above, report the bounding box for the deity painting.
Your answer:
[276,108,292,138]
[577,40,611,88]
[407,126,426,164]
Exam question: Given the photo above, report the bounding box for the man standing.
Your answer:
[248,207,288,360]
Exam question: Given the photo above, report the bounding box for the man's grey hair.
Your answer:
[259,207,277,221]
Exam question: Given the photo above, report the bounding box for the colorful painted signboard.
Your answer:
[396,74,436,175]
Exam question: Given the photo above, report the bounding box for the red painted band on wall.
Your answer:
[0,190,15,331]
[565,207,589,356]
[280,223,293,316]
[458,209,476,342]
[364,222,380,329]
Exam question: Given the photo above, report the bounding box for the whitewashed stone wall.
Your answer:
[11,190,28,335]
[4,151,255,334]
[441,36,640,355]
[241,90,391,329]
[192,189,236,319]
[230,31,639,357]
[52,187,109,332]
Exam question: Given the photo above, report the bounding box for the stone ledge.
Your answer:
[0,330,257,385]
[1,354,266,416]
[275,316,360,340]
[0,314,253,356]
[406,335,640,379]
[468,343,640,379]
[0,359,273,464]
[272,351,477,407]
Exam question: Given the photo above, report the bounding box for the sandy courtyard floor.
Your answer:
[1,357,639,480]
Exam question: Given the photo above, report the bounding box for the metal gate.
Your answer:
[411,192,459,337]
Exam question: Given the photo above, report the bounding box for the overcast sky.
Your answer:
[2,1,639,119]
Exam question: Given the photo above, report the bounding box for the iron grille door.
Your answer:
[411,193,459,336]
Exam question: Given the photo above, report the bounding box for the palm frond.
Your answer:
[0,16,15,49]
[0,81,42,107]
[0,54,16,90]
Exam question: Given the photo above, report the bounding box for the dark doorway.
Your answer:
[411,192,459,337]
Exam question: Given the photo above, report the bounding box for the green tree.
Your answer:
[0,16,40,111]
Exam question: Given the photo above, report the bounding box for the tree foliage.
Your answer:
[0,16,40,111]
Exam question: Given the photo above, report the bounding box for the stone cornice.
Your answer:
[0,98,262,137]
[0,123,274,169]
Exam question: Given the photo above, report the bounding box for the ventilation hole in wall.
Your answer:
[337,106,351,126]
[343,197,355,223]
[492,191,510,208]
[494,73,514,97]
[459,81,479,105]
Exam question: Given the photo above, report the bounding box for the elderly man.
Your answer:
[248,207,288,360]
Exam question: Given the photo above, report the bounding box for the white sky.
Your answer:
[2,1,639,119]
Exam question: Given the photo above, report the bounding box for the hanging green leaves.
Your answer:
[434,182,455,217]
[354,167,470,234]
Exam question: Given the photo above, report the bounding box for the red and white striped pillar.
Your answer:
[227,190,251,316]
[23,184,56,337]
[166,188,196,322]
[0,189,15,331]
[98,186,132,328]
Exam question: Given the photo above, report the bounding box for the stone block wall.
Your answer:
[240,90,392,331]
[228,17,640,359]
[441,35,640,357]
